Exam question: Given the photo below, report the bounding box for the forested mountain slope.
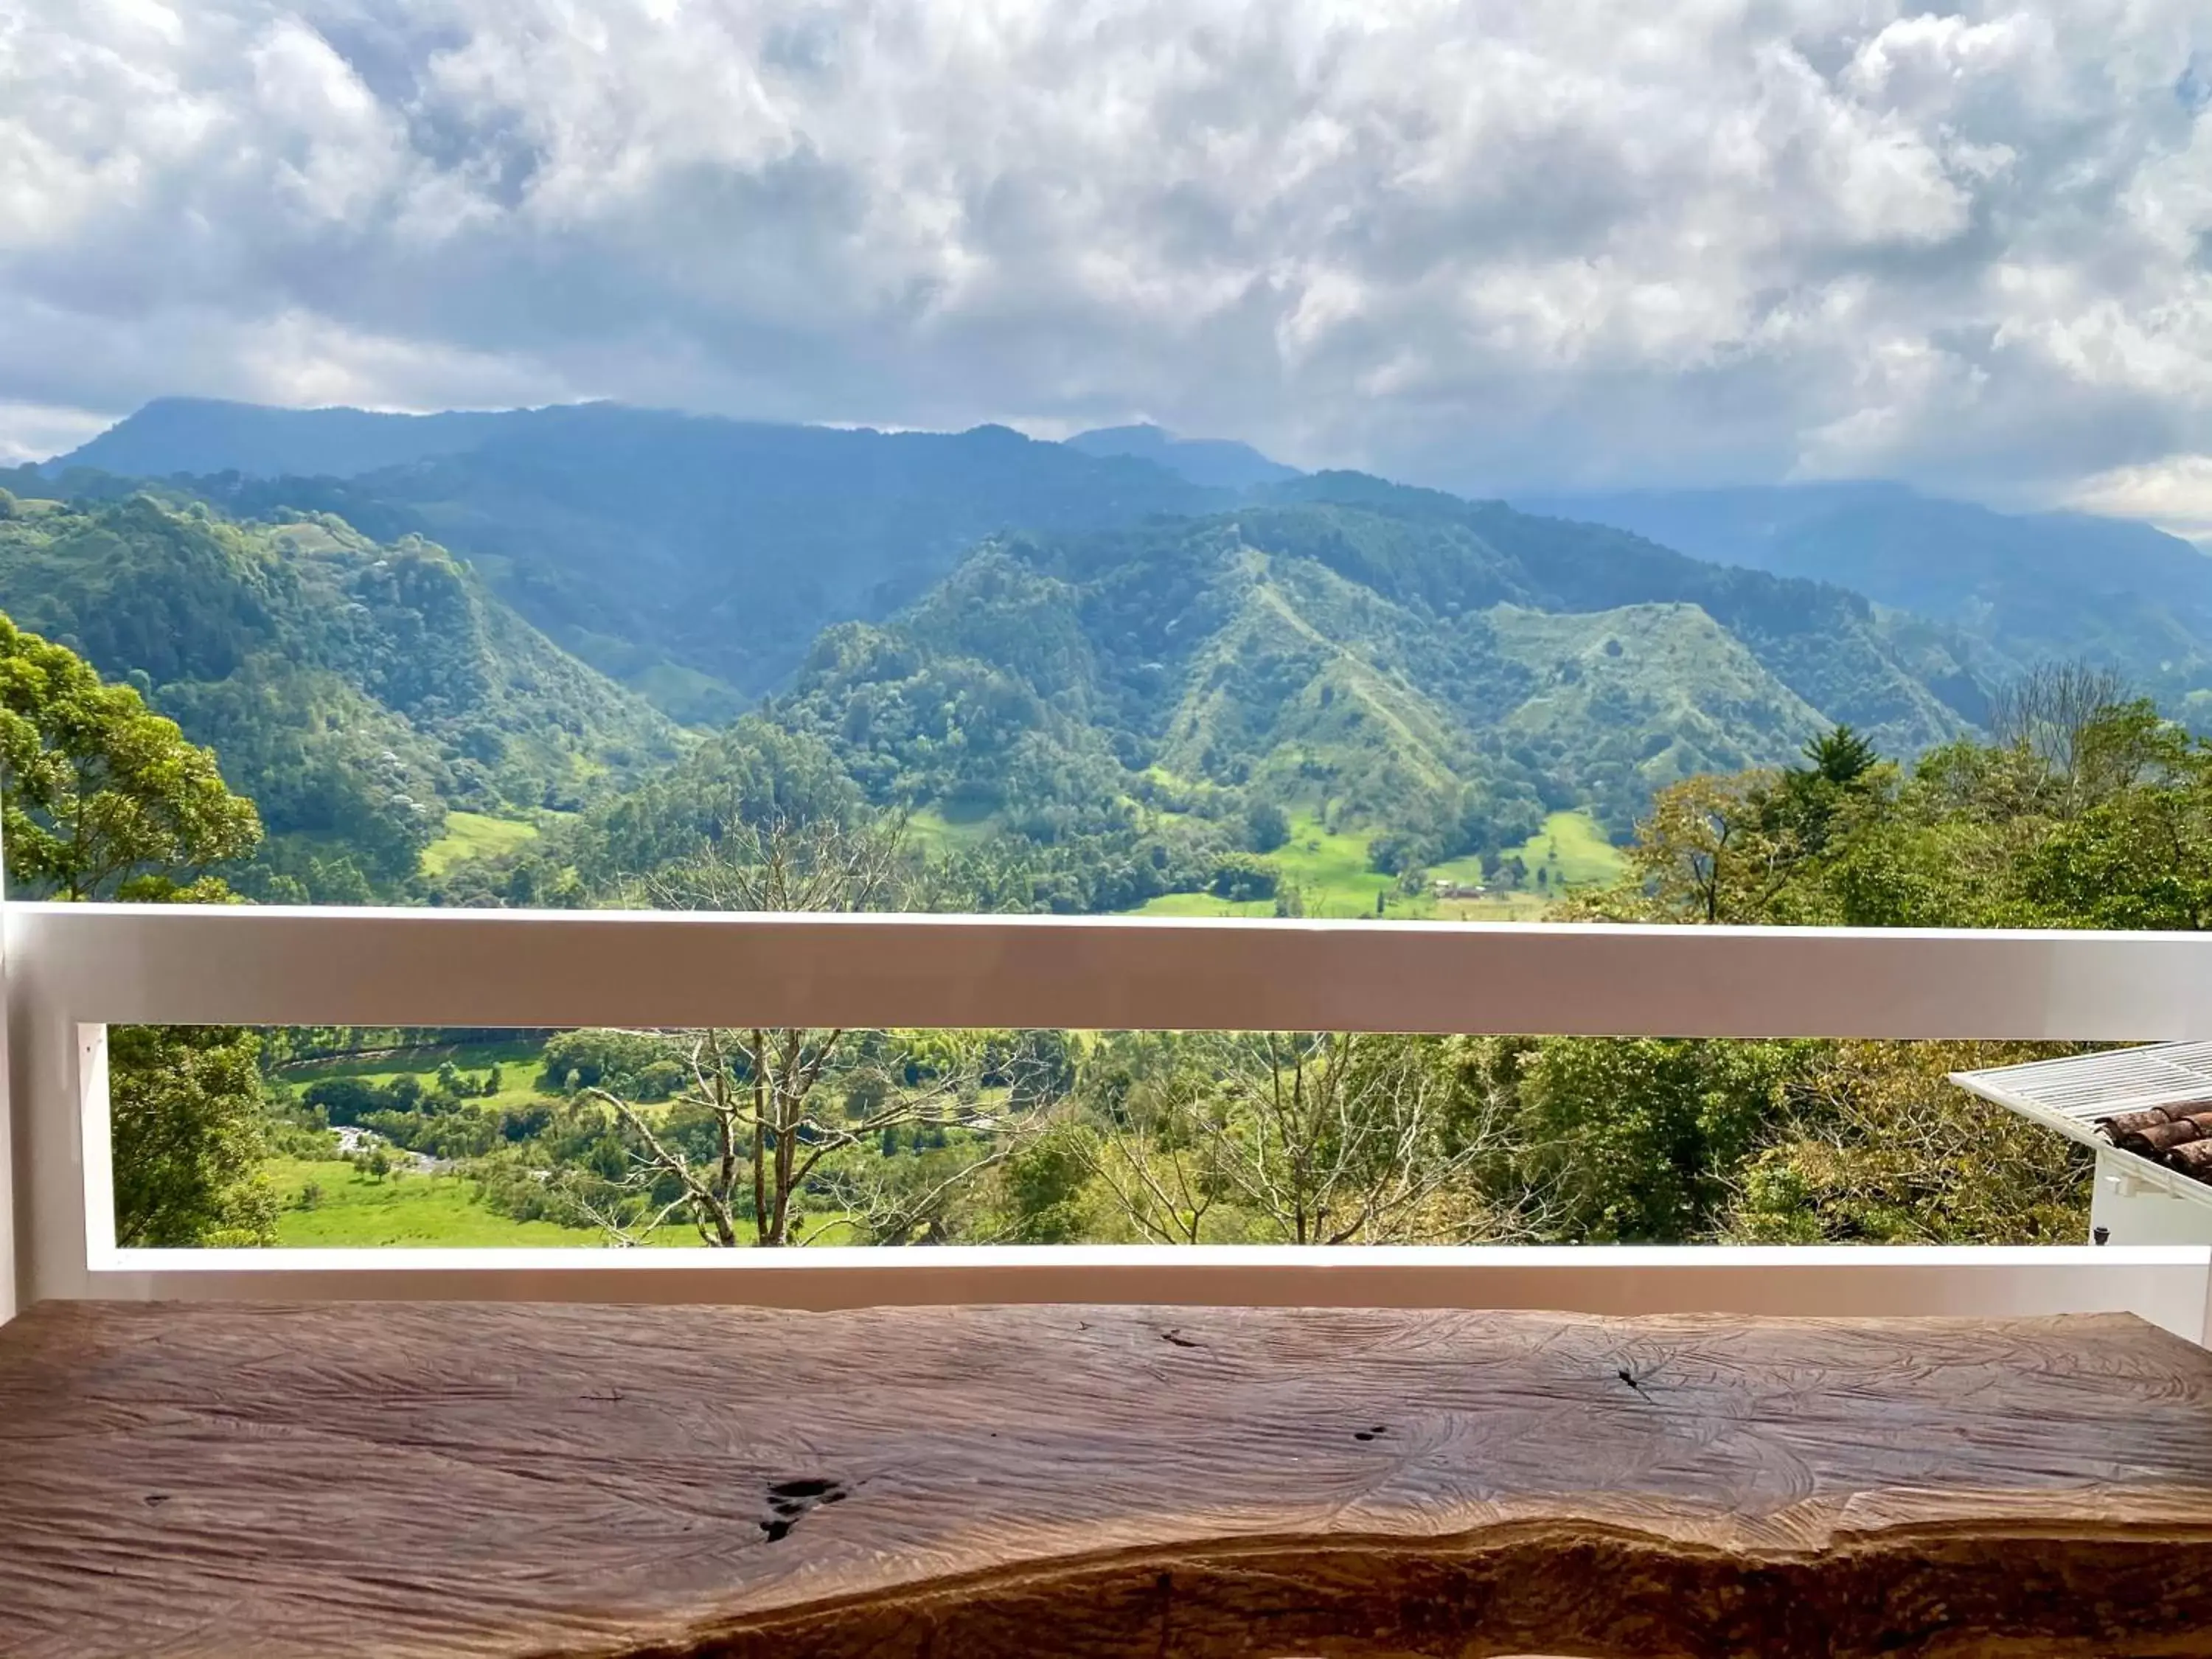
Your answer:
[765,494,1983,851]
[32,400,2027,909]
[58,401,2204,740]
[1526,481,2212,708]
[50,402,1227,723]
[0,487,680,898]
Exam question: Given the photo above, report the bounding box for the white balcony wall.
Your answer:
[7,902,2212,1339]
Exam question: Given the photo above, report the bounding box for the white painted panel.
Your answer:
[12,902,2212,1038]
[10,904,2212,1335]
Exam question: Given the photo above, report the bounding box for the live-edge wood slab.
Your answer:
[2,1301,2211,1658]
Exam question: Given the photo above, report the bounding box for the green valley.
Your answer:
[1129,810,1622,919]
[22,397,2185,1261]
[1,426,2006,919]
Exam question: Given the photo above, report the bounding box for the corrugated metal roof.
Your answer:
[1951,1043,2212,1211]
[1952,1043,2212,1121]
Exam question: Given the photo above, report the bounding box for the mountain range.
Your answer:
[51,400,1226,723]
[15,395,2212,904]
[770,484,1978,855]
[0,484,678,899]
[1526,482,2212,715]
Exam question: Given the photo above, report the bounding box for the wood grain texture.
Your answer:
[1,1301,2210,1659]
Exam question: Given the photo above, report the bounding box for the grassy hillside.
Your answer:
[1483,602,1829,796]
[268,1155,616,1248]
[420,811,541,877]
[0,489,681,898]
[759,494,1980,917]
[1130,810,1623,920]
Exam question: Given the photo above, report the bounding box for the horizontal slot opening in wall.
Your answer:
[94,1025,2137,1256]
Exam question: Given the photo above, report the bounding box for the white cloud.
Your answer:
[0,400,113,467]
[0,0,2207,501]
[2070,453,2212,545]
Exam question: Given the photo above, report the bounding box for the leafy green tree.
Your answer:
[1772,723,1882,855]
[0,613,260,898]
[0,619,275,1248]
[1728,1043,2090,1244]
[1244,799,1292,853]
[2023,706,2212,929]
[1799,723,1879,787]
[1208,851,1280,900]
[1546,686,2201,1248]
[1485,1037,1798,1243]
[995,1125,1095,1242]
[108,1024,276,1247]
[1579,771,1794,925]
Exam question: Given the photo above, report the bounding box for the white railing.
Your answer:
[6,901,2212,1340]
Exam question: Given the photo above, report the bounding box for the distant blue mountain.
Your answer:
[1521,482,2212,704]
[46,396,2212,725]
[49,397,520,479]
[1065,423,1301,490]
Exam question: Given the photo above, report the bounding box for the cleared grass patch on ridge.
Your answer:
[906,802,1001,853]
[1129,808,1624,922]
[420,810,539,877]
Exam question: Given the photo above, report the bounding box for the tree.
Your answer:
[1069,1032,1532,1245]
[1060,1033,1236,1245]
[0,619,273,1247]
[2025,720,2212,929]
[580,818,1032,1245]
[0,613,260,899]
[1989,661,2132,816]
[1540,701,2183,1248]
[992,1124,1096,1242]
[108,1024,276,1247]
[1728,1042,2091,1244]
[1244,799,1291,853]
[1208,850,1280,901]
[1483,1037,1797,1243]
[1798,724,1879,787]
[1773,725,1884,856]
[1585,771,1795,925]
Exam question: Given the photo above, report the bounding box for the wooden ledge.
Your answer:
[1,1301,2209,1657]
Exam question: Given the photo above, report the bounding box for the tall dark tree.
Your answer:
[1799,724,1879,787]
[0,612,274,1245]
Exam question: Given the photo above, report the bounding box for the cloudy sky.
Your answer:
[4,1,2211,524]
